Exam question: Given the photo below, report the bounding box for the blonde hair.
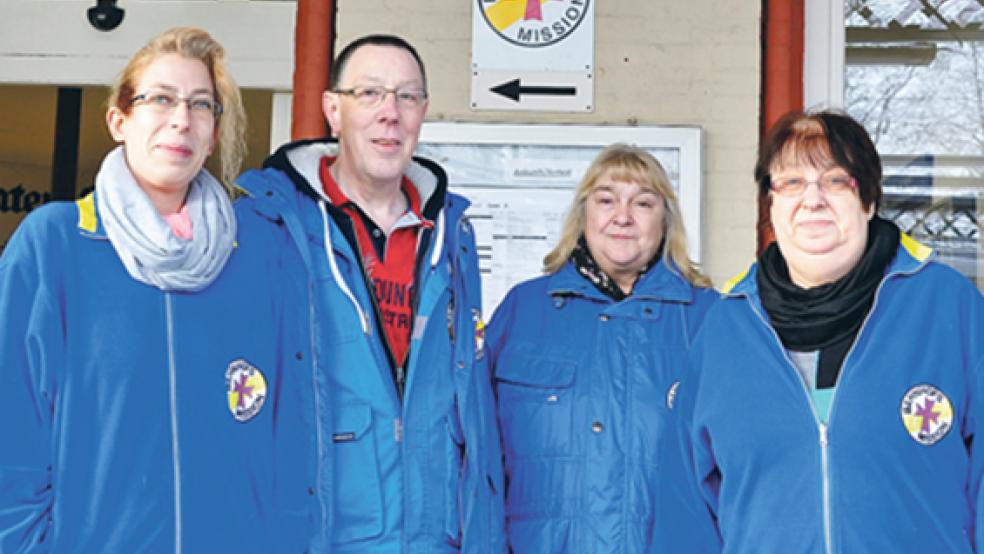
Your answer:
[543,143,710,287]
[108,27,246,191]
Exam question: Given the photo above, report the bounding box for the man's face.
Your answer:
[323,44,428,190]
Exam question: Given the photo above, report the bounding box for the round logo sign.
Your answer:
[899,384,953,446]
[226,359,268,423]
[479,0,590,48]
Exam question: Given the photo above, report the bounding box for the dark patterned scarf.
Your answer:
[570,235,660,301]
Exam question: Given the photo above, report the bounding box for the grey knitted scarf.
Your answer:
[95,146,236,292]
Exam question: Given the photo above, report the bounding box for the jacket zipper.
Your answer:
[164,293,182,554]
[401,212,447,405]
[400,222,438,394]
[340,210,421,402]
[812,271,898,554]
[744,301,832,553]
[740,262,916,554]
[353,240,404,400]
[819,423,831,554]
[306,279,329,544]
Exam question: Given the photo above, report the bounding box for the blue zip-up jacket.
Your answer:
[237,139,506,553]
[0,192,317,553]
[486,258,717,553]
[657,234,984,553]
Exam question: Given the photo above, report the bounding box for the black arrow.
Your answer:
[491,79,577,102]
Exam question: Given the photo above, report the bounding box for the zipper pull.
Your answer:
[447,294,456,344]
[395,365,405,398]
[394,418,403,443]
[819,423,829,447]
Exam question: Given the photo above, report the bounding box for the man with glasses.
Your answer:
[237,35,505,552]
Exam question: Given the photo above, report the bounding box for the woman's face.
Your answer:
[769,162,874,288]
[583,173,665,288]
[107,54,217,205]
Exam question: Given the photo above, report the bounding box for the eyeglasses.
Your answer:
[129,90,224,118]
[332,86,428,109]
[770,173,856,196]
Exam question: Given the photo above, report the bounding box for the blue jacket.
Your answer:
[0,193,317,553]
[659,235,984,553]
[237,140,505,553]
[486,258,717,553]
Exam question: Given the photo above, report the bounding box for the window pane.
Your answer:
[845,0,984,289]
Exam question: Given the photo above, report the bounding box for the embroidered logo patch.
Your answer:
[900,384,953,446]
[666,380,680,410]
[226,359,267,423]
[473,308,486,358]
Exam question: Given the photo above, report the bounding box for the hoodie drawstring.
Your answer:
[318,199,370,334]
[430,210,445,269]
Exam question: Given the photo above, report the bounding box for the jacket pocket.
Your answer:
[495,355,576,459]
[330,403,383,544]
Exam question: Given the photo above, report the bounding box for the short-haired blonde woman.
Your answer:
[0,28,313,551]
[486,143,716,553]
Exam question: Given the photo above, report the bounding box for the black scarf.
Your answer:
[570,235,659,301]
[757,215,899,353]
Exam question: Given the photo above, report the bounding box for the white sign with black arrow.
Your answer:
[493,79,574,101]
[473,69,592,112]
[471,0,594,112]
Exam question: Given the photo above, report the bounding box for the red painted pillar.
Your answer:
[758,0,804,253]
[291,0,335,141]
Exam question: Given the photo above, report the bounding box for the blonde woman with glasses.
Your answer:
[485,143,716,553]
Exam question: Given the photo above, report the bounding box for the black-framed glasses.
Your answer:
[332,86,428,109]
[129,89,223,118]
[770,173,856,197]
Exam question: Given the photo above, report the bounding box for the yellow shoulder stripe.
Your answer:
[721,268,750,294]
[231,184,250,199]
[900,232,932,262]
[76,193,97,232]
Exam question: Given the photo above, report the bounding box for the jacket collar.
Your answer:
[238,139,469,267]
[75,191,107,239]
[261,137,449,223]
[547,256,695,303]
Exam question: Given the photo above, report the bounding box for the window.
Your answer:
[844,0,984,289]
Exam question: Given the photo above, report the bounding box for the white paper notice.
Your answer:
[452,186,574,313]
